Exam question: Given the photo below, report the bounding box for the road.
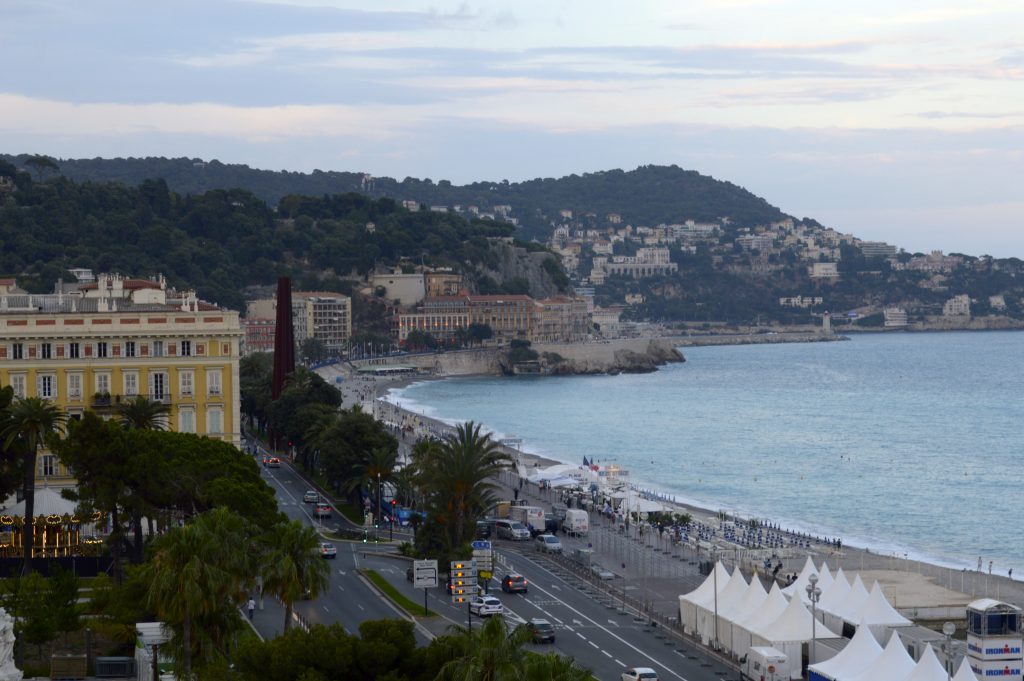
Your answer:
[250,443,737,680]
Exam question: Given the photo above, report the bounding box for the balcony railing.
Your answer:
[91,393,172,408]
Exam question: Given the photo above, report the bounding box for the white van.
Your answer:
[744,646,786,681]
[564,509,589,536]
[508,505,545,534]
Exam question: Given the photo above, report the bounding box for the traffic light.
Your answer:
[391,499,397,507]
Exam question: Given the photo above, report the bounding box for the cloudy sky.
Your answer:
[3,0,1023,256]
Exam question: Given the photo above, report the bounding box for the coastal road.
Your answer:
[253,449,432,645]
[377,539,739,681]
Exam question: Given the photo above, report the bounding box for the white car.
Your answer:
[535,534,563,553]
[621,668,659,681]
[468,595,503,617]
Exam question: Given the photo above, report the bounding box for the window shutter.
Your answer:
[84,344,93,357]
[113,344,121,357]
[141,343,149,356]
[56,344,65,358]
[36,375,42,396]
[28,345,36,359]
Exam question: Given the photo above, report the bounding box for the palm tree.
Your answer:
[1,396,66,574]
[117,395,171,430]
[424,422,510,548]
[260,520,330,632]
[435,616,534,681]
[346,447,398,526]
[522,652,596,681]
[143,508,251,679]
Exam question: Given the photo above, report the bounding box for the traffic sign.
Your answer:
[413,559,438,589]
[470,540,491,550]
[450,560,477,603]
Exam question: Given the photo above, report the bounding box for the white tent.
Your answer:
[817,568,851,616]
[782,555,819,598]
[952,657,979,681]
[734,582,790,662]
[4,486,77,517]
[695,568,748,645]
[679,561,731,635]
[816,561,835,592]
[849,581,912,641]
[807,618,883,681]
[718,576,767,654]
[846,631,915,681]
[823,574,869,634]
[753,593,841,680]
[904,645,949,681]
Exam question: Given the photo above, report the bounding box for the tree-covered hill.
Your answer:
[0,161,562,311]
[2,155,788,239]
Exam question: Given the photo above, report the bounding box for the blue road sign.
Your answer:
[471,540,491,550]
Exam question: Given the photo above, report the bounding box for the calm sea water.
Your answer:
[389,331,1024,574]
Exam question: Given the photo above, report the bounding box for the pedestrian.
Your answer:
[989,561,993,575]
[978,556,983,571]
[247,597,255,620]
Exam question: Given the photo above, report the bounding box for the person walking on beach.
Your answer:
[978,556,983,571]
[989,561,993,575]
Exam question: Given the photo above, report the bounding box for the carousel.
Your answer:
[0,487,102,558]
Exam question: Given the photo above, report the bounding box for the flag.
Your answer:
[582,456,589,467]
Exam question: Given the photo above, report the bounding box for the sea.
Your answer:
[386,331,1024,575]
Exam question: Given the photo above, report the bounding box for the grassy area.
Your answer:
[361,569,435,618]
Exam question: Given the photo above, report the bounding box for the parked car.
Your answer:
[621,668,659,681]
[530,618,555,643]
[535,534,563,553]
[501,573,528,594]
[303,490,319,503]
[468,595,503,617]
[266,457,281,468]
[319,542,336,559]
[314,503,332,518]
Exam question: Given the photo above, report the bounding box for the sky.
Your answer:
[2,0,1023,257]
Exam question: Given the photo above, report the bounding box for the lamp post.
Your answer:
[942,621,956,681]
[806,574,821,666]
[376,472,381,542]
[712,546,720,650]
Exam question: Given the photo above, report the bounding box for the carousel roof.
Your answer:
[3,486,78,518]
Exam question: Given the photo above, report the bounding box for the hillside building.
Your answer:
[246,290,352,354]
[943,294,971,317]
[370,270,426,306]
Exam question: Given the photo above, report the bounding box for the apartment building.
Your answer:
[246,290,352,353]
[532,297,590,342]
[0,273,242,489]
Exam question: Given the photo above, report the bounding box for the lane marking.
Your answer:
[602,650,612,658]
[576,632,586,640]
[589,641,600,649]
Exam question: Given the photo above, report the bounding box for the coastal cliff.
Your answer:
[529,338,685,375]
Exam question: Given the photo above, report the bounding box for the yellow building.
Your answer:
[0,273,242,491]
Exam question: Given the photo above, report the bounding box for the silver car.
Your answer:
[535,534,563,553]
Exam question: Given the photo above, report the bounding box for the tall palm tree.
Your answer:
[424,422,509,548]
[1,396,66,574]
[260,520,330,632]
[143,508,251,679]
[117,395,171,430]
[346,447,398,524]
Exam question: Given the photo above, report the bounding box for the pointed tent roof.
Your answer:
[711,568,750,616]
[903,644,948,681]
[818,570,852,615]
[807,617,883,681]
[829,573,870,621]
[760,590,841,643]
[680,561,731,605]
[952,657,978,681]
[782,555,819,597]
[848,581,912,627]
[816,561,835,592]
[4,486,77,517]
[738,582,789,634]
[847,631,916,681]
[722,574,768,623]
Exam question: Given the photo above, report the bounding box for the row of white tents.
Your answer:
[679,558,976,680]
[809,625,977,681]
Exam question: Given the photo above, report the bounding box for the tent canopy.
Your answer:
[851,581,912,628]
[759,591,840,643]
[4,486,77,517]
[846,631,915,681]
[903,645,948,681]
[807,618,882,681]
[825,574,869,620]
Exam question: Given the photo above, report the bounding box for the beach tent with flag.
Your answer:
[903,644,949,681]
[845,631,915,681]
[807,618,883,681]
[752,595,841,680]
[734,582,790,662]
[694,567,748,646]
[847,581,912,641]
[718,574,767,654]
[822,574,869,634]
[679,561,731,635]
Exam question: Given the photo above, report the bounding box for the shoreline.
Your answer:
[318,339,1024,611]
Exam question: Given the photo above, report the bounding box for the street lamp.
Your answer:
[806,574,821,666]
[942,621,957,681]
[712,546,720,650]
[376,472,381,542]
